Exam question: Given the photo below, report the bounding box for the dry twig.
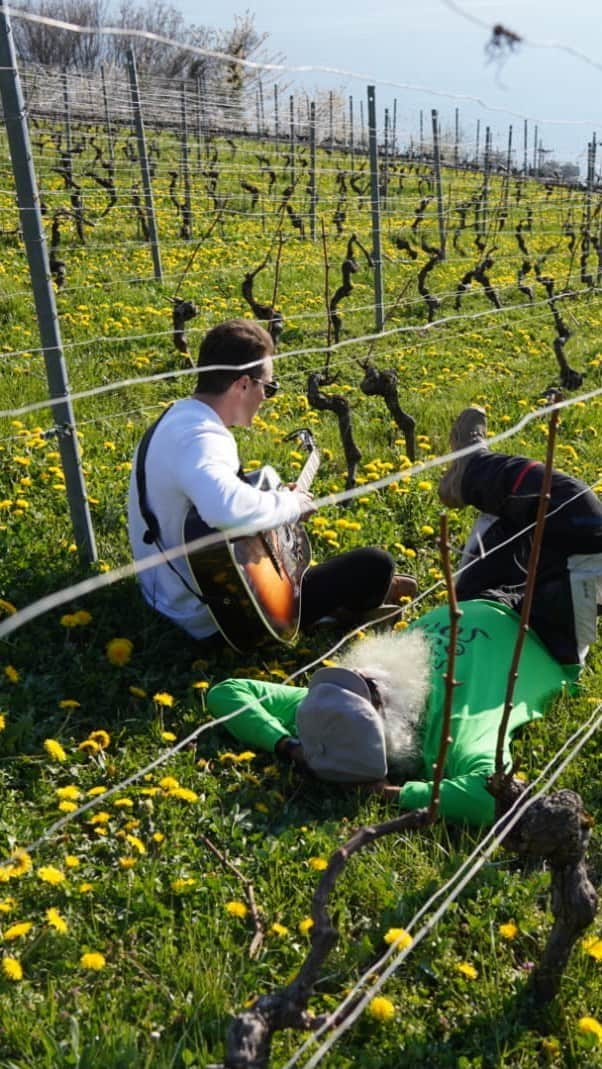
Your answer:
[428,513,462,820]
[493,400,560,779]
[198,833,264,959]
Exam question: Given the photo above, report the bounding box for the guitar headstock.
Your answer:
[284,427,316,454]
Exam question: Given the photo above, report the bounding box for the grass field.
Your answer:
[0,107,601,1068]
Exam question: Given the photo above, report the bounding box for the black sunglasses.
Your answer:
[250,376,280,399]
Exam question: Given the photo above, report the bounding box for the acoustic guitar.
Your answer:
[182,430,320,652]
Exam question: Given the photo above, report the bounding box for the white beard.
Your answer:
[338,629,431,780]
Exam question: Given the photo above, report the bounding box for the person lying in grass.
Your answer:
[207,407,602,826]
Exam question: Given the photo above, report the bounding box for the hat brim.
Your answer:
[308,666,372,701]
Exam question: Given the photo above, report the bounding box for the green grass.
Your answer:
[0,114,600,1067]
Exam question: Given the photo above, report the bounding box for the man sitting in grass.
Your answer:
[207,408,602,826]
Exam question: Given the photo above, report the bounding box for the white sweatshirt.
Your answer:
[128,398,304,638]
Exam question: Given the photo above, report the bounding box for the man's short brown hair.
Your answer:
[195,319,274,395]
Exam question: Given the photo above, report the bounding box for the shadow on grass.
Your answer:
[333,986,575,1069]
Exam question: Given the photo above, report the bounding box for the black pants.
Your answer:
[457,451,602,663]
[300,547,395,630]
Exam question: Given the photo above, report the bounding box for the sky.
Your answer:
[175,0,601,169]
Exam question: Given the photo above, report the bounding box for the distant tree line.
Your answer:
[11,0,265,87]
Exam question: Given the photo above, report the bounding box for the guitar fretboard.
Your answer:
[297,449,320,494]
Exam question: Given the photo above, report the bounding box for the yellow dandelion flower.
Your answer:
[270,922,289,937]
[499,922,519,941]
[367,996,395,1022]
[86,786,106,797]
[171,877,196,892]
[0,714,6,732]
[46,908,68,933]
[0,899,15,914]
[218,751,238,764]
[58,801,77,813]
[44,738,66,762]
[420,524,435,536]
[236,751,256,762]
[417,480,432,491]
[112,798,134,809]
[578,1017,602,1042]
[80,951,106,971]
[192,680,209,690]
[161,730,177,742]
[4,666,19,684]
[582,935,602,961]
[153,691,174,707]
[384,927,413,949]
[78,739,100,755]
[308,857,328,872]
[60,614,78,628]
[167,787,198,803]
[299,917,314,936]
[88,811,110,825]
[268,667,289,680]
[58,699,80,709]
[159,776,180,790]
[6,849,32,878]
[3,921,33,941]
[128,686,147,698]
[78,882,93,894]
[64,855,80,868]
[225,900,248,918]
[88,731,110,750]
[56,785,81,801]
[125,835,146,855]
[152,832,165,844]
[541,1037,560,1057]
[37,866,65,885]
[119,857,136,869]
[456,962,478,980]
[73,611,92,626]
[106,638,133,666]
[2,956,22,981]
[0,599,16,616]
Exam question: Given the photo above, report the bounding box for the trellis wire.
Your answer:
[2,387,601,641]
[2,287,600,423]
[288,706,602,1069]
[8,7,602,128]
[1,467,599,872]
[0,10,600,1060]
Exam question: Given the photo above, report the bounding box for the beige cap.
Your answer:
[296,667,387,783]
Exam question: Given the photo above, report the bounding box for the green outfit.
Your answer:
[207,600,580,826]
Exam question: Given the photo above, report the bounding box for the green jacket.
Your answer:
[207,600,580,826]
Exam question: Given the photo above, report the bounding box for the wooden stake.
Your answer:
[428,513,462,819]
[494,400,561,778]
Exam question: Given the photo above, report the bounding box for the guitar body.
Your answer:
[183,458,316,652]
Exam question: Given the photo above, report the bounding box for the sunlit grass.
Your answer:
[0,120,600,1067]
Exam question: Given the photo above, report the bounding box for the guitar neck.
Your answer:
[296,448,320,494]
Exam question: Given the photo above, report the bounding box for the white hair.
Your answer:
[338,629,431,780]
